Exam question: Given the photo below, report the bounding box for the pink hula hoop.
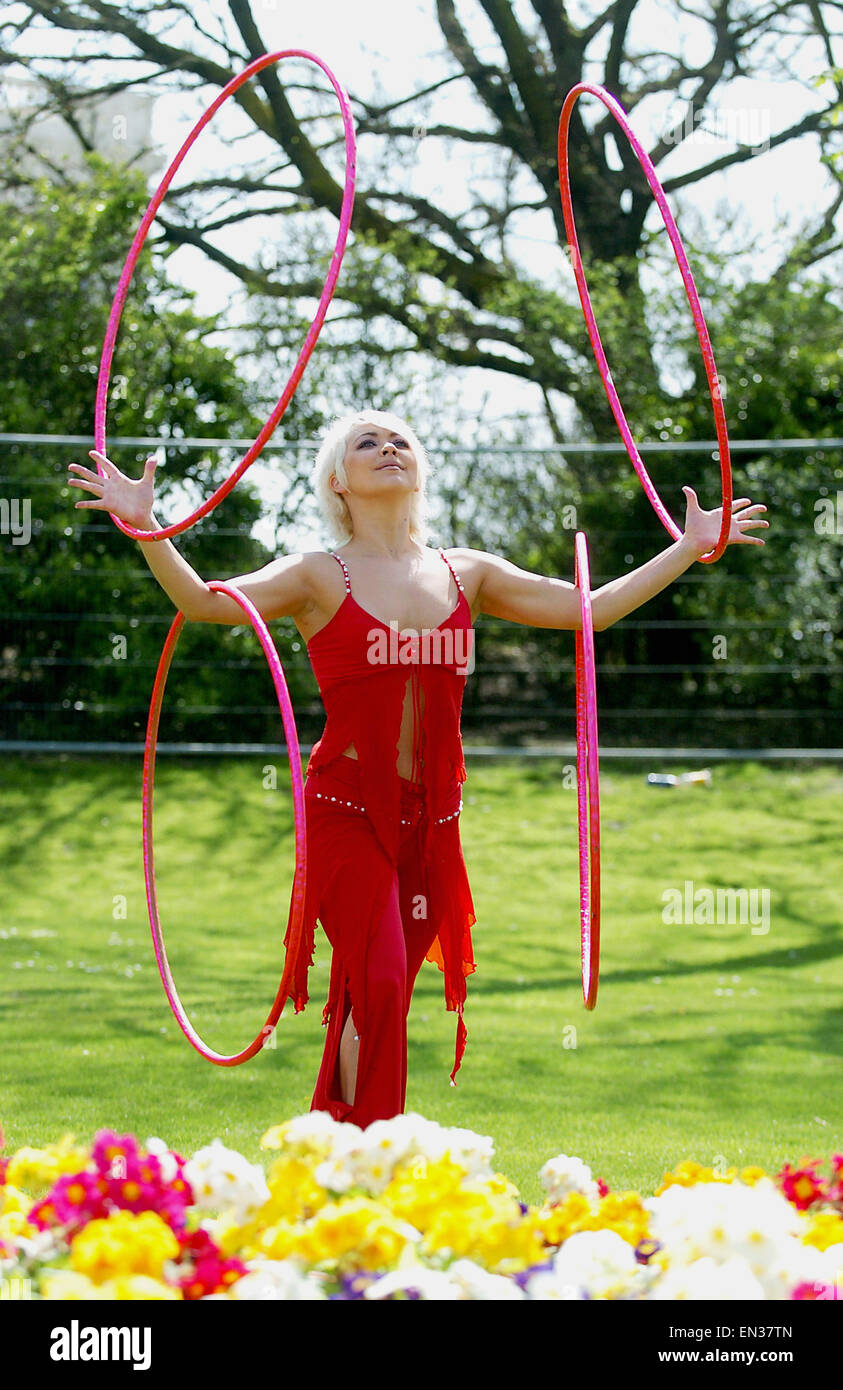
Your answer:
[574,532,600,1009]
[95,50,356,542]
[142,581,306,1065]
[558,83,732,564]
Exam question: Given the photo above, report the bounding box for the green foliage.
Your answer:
[0,157,321,745]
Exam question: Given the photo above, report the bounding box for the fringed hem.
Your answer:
[448,1004,467,1087]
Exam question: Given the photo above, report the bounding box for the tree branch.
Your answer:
[660,107,836,191]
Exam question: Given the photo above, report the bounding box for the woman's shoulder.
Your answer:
[437,546,491,582]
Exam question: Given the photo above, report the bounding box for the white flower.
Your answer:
[539,1153,600,1204]
[227,1257,326,1301]
[650,1255,766,1300]
[444,1259,525,1300]
[441,1127,496,1180]
[644,1179,829,1298]
[276,1111,355,1159]
[364,1266,462,1300]
[758,1237,842,1301]
[1,1227,65,1266]
[310,1113,498,1197]
[182,1140,270,1220]
[523,1270,586,1300]
[551,1230,642,1299]
[144,1137,180,1186]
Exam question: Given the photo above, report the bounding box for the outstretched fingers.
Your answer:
[88,449,120,476]
[68,463,105,486]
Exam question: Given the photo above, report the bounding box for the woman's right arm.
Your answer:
[68,450,314,625]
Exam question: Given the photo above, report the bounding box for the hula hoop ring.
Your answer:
[558,83,732,563]
[574,532,600,1009]
[95,49,356,542]
[142,581,306,1065]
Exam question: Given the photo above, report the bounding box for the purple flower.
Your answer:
[512,1258,555,1290]
[634,1238,662,1265]
[329,1271,380,1301]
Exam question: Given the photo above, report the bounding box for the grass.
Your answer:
[1,754,841,1207]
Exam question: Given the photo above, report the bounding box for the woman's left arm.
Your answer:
[468,487,768,632]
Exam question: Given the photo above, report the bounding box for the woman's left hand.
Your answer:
[681,485,769,560]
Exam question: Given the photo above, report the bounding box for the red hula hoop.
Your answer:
[574,532,600,1009]
[95,50,356,542]
[558,83,732,564]
[142,581,306,1065]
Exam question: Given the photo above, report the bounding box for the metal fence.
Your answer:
[2,433,842,758]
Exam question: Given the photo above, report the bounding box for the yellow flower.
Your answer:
[5,1136,91,1196]
[70,1210,179,1284]
[204,1212,256,1259]
[485,1172,522,1200]
[263,1156,329,1224]
[802,1210,843,1252]
[41,1269,181,1301]
[422,1189,545,1274]
[292,1197,418,1271]
[0,1210,38,1243]
[739,1166,768,1186]
[252,1219,301,1262]
[534,1191,594,1246]
[102,1275,183,1301]
[0,1184,33,1218]
[654,1160,738,1195]
[535,1190,651,1251]
[259,1116,336,1162]
[41,1271,111,1301]
[380,1155,469,1231]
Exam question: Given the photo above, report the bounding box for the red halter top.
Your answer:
[300,547,477,1082]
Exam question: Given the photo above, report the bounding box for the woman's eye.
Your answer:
[394,438,408,448]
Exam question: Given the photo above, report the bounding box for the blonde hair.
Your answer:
[310,410,432,545]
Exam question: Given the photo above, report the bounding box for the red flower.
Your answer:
[170,1227,247,1299]
[776,1160,828,1211]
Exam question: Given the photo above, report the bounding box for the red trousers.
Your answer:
[304,754,447,1129]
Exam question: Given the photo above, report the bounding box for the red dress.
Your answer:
[279,548,477,1127]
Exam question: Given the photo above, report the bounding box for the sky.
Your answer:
[149,0,838,369]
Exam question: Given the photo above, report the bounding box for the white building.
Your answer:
[0,73,161,181]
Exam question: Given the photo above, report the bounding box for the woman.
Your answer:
[68,410,768,1127]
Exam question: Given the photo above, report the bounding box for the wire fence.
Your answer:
[2,433,842,758]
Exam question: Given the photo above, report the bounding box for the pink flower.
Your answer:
[29,1171,109,1233]
[791,1280,839,1301]
[28,1130,193,1235]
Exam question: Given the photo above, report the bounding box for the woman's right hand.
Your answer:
[67,450,157,531]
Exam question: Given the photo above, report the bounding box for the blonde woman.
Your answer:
[69,410,767,1126]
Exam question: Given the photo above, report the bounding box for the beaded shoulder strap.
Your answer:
[330,552,352,593]
[438,547,465,596]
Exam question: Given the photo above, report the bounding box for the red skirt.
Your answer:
[284,753,476,1128]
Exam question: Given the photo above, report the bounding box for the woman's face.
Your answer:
[332,419,419,502]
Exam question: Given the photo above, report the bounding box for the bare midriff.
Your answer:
[340,671,427,782]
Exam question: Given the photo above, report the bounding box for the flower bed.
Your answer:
[1,1114,841,1300]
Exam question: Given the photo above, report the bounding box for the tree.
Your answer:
[0,158,323,745]
[2,0,840,442]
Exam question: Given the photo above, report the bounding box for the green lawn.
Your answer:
[1,755,840,1207]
